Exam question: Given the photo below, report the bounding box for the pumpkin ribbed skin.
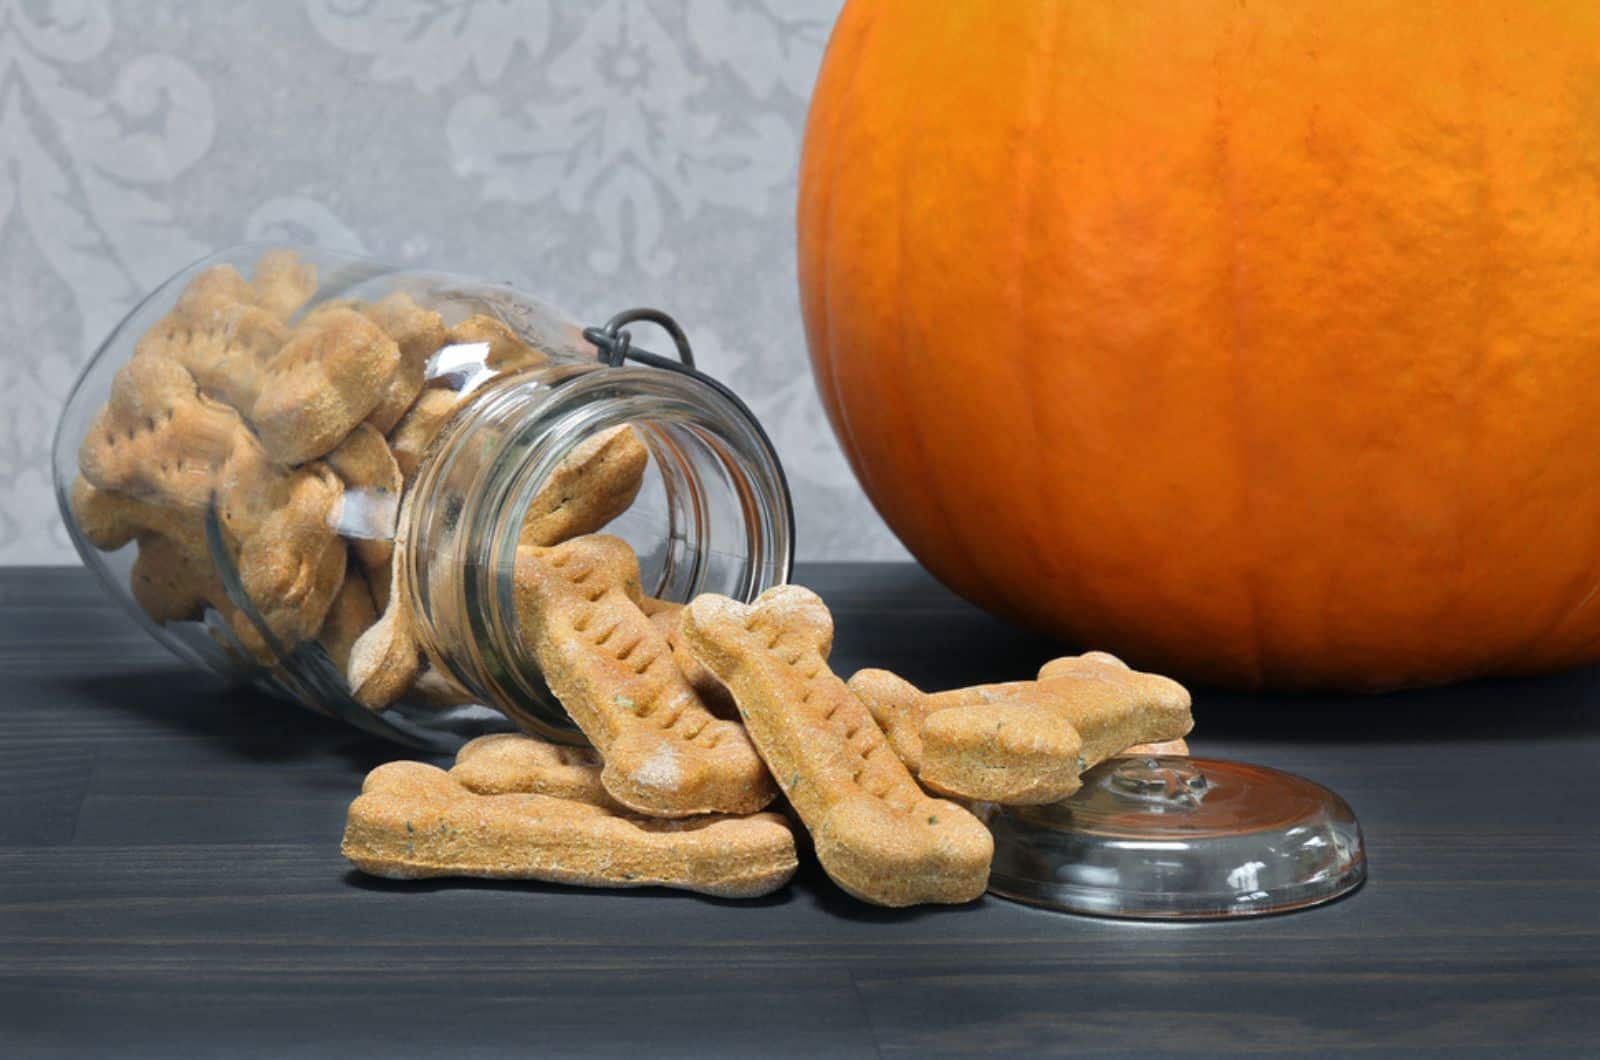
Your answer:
[798,0,1600,690]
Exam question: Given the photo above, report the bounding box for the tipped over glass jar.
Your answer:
[52,245,794,749]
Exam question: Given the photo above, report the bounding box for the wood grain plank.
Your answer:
[1,565,1597,1058]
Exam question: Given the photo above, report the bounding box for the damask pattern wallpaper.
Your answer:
[0,0,909,564]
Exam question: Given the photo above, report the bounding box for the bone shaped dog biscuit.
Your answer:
[362,292,448,433]
[451,733,615,807]
[252,307,400,465]
[520,425,649,547]
[1033,652,1194,768]
[79,355,246,510]
[645,601,737,719]
[71,475,207,556]
[230,463,348,659]
[680,586,993,907]
[847,669,1087,804]
[325,423,402,577]
[134,293,287,416]
[448,314,550,374]
[342,761,797,898]
[130,532,229,625]
[513,535,775,818]
[250,249,318,321]
[849,653,1193,805]
[317,566,378,675]
[387,387,466,485]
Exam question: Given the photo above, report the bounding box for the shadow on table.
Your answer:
[58,667,407,773]
[342,868,800,909]
[341,858,980,922]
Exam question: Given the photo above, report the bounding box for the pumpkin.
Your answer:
[798,0,1600,690]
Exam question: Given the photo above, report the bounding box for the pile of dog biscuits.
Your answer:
[345,501,1194,907]
[70,250,640,713]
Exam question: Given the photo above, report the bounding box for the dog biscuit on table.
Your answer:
[847,669,1086,805]
[342,761,797,898]
[1033,652,1193,770]
[252,307,400,465]
[250,249,318,321]
[520,425,649,547]
[680,585,993,907]
[849,655,1192,804]
[363,292,449,433]
[513,535,775,818]
[451,733,615,807]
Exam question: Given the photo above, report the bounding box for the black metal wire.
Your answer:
[583,307,696,371]
[582,305,796,588]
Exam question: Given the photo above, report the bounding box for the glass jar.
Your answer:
[52,245,794,750]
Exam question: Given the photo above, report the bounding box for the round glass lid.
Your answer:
[979,756,1366,919]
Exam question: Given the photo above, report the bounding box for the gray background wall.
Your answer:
[0,0,908,564]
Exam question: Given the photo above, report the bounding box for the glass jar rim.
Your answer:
[402,360,795,742]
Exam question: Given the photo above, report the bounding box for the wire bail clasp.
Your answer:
[583,308,697,373]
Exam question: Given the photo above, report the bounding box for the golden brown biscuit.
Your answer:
[79,355,246,509]
[173,263,257,318]
[513,535,775,818]
[231,463,347,658]
[325,422,402,576]
[344,532,421,711]
[1033,652,1194,768]
[847,668,1086,805]
[129,533,227,625]
[520,425,649,547]
[133,304,286,415]
[213,430,292,545]
[680,585,993,907]
[448,314,550,374]
[251,249,318,321]
[849,655,1192,804]
[387,387,466,484]
[451,733,614,806]
[70,475,206,555]
[363,292,448,433]
[646,601,737,719]
[251,308,400,465]
[342,760,797,898]
[1123,738,1190,757]
[317,566,379,674]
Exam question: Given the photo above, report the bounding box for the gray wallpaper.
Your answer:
[0,0,909,564]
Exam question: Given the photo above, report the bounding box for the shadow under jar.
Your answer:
[53,245,794,750]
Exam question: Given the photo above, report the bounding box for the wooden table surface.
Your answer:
[2,565,1597,1058]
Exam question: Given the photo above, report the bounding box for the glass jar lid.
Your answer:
[979,756,1366,919]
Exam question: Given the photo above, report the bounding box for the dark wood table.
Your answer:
[2,565,1597,1058]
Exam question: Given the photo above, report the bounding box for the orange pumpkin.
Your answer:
[798,0,1600,690]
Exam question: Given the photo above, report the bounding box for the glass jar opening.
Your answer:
[406,364,793,742]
